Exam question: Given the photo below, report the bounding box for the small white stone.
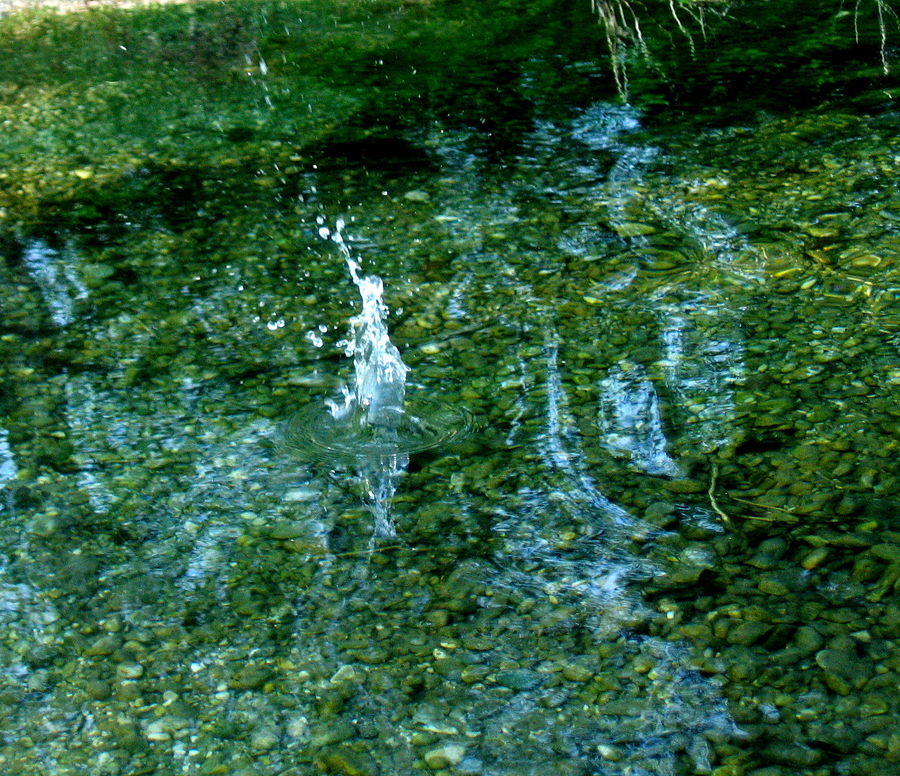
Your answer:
[330,664,360,683]
[597,743,623,760]
[145,720,171,743]
[285,714,310,740]
[424,743,465,769]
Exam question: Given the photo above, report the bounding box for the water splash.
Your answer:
[283,219,473,536]
[324,218,408,429]
[284,220,472,464]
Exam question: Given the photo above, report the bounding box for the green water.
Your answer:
[0,1,898,775]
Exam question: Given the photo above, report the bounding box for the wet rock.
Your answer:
[598,699,644,716]
[356,647,389,665]
[84,634,122,656]
[250,726,280,751]
[100,719,144,752]
[285,714,310,741]
[495,668,541,691]
[116,662,144,679]
[25,643,57,668]
[808,721,861,753]
[747,551,783,570]
[81,262,116,288]
[667,543,717,584]
[757,538,789,558]
[757,569,806,596]
[800,546,830,570]
[144,719,172,742]
[270,521,305,540]
[426,609,450,628]
[28,514,61,537]
[644,501,677,527]
[538,688,569,708]
[858,692,892,716]
[727,621,772,647]
[424,743,465,769]
[761,741,822,767]
[709,764,744,776]
[461,665,490,684]
[116,681,141,701]
[834,495,862,515]
[613,221,657,237]
[561,662,594,682]
[815,648,872,694]
[794,626,824,654]
[411,730,438,746]
[330,665,363,684]
[662,479,706,494]
[228,663,272,690]
[461,636,492,651]
[870,543,900,563]
[84,679,111,700]
[310,721,355,749]
[315,748,375,775]
[722,645,757,682]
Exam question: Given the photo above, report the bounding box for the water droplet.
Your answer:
[305,330,323,347]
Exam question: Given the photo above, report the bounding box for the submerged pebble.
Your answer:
[424,743,466,769]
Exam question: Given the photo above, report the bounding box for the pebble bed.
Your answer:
[0,2,898,776]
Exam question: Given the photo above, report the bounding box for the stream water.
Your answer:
[0,2,898,775]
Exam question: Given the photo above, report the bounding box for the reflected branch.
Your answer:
[590,0,896,98]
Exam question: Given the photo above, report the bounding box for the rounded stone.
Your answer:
[815,648,858,677]
[727,621,772,647]
[495,668,541,691]
[801,547,830,570]
[424,743,466,769]
[228,663,272,690]
[28,515,60,537]
[85,634,122,657]
[84,679,111,700]
[270,522,305,540]
[116,662,144,680]
[250,726,280,751]
[761,742,822,767]
[815,648,871,694]
[794,626,824,654]
[562,662,594,682]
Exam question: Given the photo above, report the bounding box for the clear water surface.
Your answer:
[0,2,898,775]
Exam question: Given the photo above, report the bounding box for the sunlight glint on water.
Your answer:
[21,239,88,327]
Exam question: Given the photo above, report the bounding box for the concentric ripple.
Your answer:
[282,395,475,463]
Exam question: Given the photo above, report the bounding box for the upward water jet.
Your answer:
[282,220,473,535]
[324,218,408,433]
